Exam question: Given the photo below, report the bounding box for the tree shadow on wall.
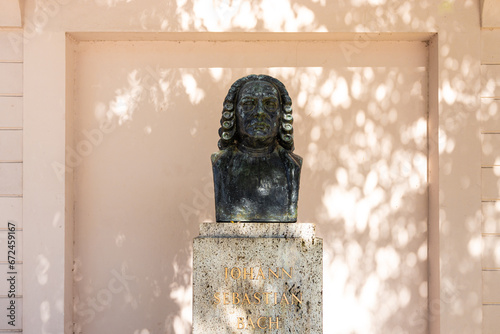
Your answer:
[56,2,485,334]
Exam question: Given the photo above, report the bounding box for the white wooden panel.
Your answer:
[0,97,22,128]
[0,163,21,195]
[483,236,500,268]
[0,31,22,62]
[0,0,21,27]
[481,98,500,132]
[483,202,500,233]
[0,264,22,297]
[0,0,22,27]
[482,30,500,64]
[0,198,21,228]
[483,305,500,334]
[0,231,22,262]
[482,0,500,28]
[482,133,500,165]
[0,298,22,330]
[483,271,500,302]
[0,64,22,95]
[0,130,21,161]
[482,167,500,199]
[482,65,500,97]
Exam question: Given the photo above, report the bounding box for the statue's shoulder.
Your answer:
[278,147,302,169]
[288,151,303,168]
[211,148,234,165]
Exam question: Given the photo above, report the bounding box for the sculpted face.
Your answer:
[236,81,281,149]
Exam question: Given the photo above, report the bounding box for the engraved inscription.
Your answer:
[213,266,303,329]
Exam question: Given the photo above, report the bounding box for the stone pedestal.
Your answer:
[193,223,323,333]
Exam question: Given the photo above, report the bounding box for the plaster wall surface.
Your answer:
[18,0,483,333]
[72,39,427,333]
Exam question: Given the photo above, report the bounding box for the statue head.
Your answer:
[217,74,294,151]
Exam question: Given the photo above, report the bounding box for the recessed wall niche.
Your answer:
[70,36,429,334]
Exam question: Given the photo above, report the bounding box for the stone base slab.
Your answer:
[193,223,323,333]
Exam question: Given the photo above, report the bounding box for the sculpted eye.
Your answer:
[240,99,256,110]
[264,100,278,110]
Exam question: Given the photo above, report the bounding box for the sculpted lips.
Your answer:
[248,121,271,131]
[246,114,273,133]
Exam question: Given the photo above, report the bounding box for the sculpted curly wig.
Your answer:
[217,74,295,151]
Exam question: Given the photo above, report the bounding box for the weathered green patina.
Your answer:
[212,75,302,222]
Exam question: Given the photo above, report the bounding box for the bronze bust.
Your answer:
[212,74,302,222]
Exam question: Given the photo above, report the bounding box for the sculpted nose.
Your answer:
[256,100,265,114]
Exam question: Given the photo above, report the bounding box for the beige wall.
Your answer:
[0,0,487,333]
